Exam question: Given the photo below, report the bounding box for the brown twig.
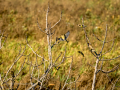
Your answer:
[3,45,26,82]
[62,56,73,90]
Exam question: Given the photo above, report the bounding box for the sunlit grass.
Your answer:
[1,0,120,89]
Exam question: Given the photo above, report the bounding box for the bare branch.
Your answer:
[87,62,95,68]
[51,41,57,48]
[15,58,26,77]
[27,82,39,90]
[51,29,56,35]
[101,63,120,73]
[54,52,62,63]
[100,55,120,61]
[27,6,64,90]
[106,74,114,85]
[26,36,49,62]
[16,81,20,90]
[102,38,115,55]
[35,54,40,80]
[3,45,26,82]
[81,18,98,58]
[96,61,103,74]
[37,18,46,33]
[67,75,80,85]
[43,56,46,74]
[26,61,43,67]
[92,58,99,90]
[45,6,52,66]
[0,74,4,90]
[27,65,53,90]
[26,47,45,67]
[99,25,108,55]
[51,11,62,29]
[29,60,36,90]
[85,84,89,90]
[46,5,49,32]
[54,48,67,67]
[112,76,120,90]
[92,33,116,43]
[62,56,73,90]
[15,58,26,78]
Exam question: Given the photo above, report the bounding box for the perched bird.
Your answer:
[88,43,98,56]
[78,24,86,28]
[56,31,70,43]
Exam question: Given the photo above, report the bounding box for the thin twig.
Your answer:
[92,33,116,43]
[3,45,26,82]
[81,18,97,58]
[101,63,120,73]
[51,11,62,29]
[96,61,103,74]
[99,25,108,55]
[106,74,114,85]
[112,76,120,90]
[62,56,73,90]
[26,36,49,62]
[67,75,80,85]
[100,55,120,61]
[102,38,115,55]
[37,18,46,33]
[15,58,26,77]
[36,54,40,80]
[51,29,56,35]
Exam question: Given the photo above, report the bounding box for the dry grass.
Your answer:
[0,0,120,89]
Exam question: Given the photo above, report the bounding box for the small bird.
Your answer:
[56,31,70,43]
[51,31,70,48]
[78,24,86,28]
[88,43,98,56]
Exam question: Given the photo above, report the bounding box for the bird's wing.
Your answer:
[64,31,70,40]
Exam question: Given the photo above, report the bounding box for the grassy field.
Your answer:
[0,0,120,89]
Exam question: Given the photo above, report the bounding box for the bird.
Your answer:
[78,24,86,28]
[88,43,98,56]
[56,31,70,43]
[51,31,70,48]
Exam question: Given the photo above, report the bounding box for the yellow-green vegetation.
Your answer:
[0,0,120,89]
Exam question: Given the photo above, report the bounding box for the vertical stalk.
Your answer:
[47,31,52,66]
[92,58,99,90]
[46,6,52,66]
